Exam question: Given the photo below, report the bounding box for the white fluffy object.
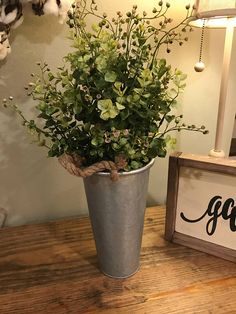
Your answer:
[10,13,24,29]
[0,34,11,60]
[0,5,23,28]
[0,5,17,25]
[0,3,24,29]
[43,0,59,16]
[58,0,73,24]
[43,0,73,24]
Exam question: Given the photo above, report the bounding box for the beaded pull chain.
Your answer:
[194,19,206,72]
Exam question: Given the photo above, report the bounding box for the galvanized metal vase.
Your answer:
[83,159,154,278]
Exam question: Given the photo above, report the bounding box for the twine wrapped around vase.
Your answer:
[58,153,127,181]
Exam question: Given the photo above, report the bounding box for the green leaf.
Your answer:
[120,110,130,120]
[109,107,119,118]
[148,138,167,158]
[105,71,117,82]
[100,111,111,120]
[165,115,175,123]
[96,55,108,72]
[114,82,122,90]
[97,99,113,110]
[73,69,82,80]
[69,121,76,128]
[45,119,55,127]
[165,135,177,150]
[137,78,145,87]
[92,23,100,33]
[113,82,127,96]
[73,104,82,115]
[132,94,140,102]
[134,88,143,95]
[84,122,91,132]
[112,143,120,150]
[127,95,133,103]
[48,72,55,81]
[46,107,59,115]
[98,99,119,120]
[128,148,135,157]
[98,150,104,158]
[91,137,104,147]
[36,102,46,111]
[91,138,98,146]
[116,96,125,104]
[142,94,150,99]
[157,59,168,79]
[130,161,142,170]
[119,138,127,146]
[34,85,43,94]
[159,59,166,67]
[116,102,125,110]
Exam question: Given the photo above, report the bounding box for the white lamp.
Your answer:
[190,0,236,158]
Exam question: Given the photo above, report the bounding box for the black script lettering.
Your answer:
[221,198,236,231]
[230,207,236,232]
[206,196,223,235]
[180,195,236,236]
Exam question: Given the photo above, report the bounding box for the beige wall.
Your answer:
[0,1,235,226]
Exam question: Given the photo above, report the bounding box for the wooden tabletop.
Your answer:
[0,206,235,314]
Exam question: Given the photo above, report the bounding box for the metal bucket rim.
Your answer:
[94,158,155,177]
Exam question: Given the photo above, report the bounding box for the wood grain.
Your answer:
[179,153,236,176]
[0,207,235,314]
[173,232,236,263]
[165,152,181,241]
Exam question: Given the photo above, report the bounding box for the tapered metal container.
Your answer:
[83,159,154,278]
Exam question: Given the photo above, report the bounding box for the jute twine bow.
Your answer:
[58,153,127,181]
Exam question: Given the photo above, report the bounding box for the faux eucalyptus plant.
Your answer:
[3,0,208,172]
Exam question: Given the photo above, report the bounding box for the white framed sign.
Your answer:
[165,152,236,263]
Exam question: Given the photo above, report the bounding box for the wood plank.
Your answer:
[179,153,236,176]
[165,152,181,241]
[0,207,235,314]
[173,231,236,263]
[179,153,236,168]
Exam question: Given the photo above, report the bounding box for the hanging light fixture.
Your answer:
[190,0,236,157]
